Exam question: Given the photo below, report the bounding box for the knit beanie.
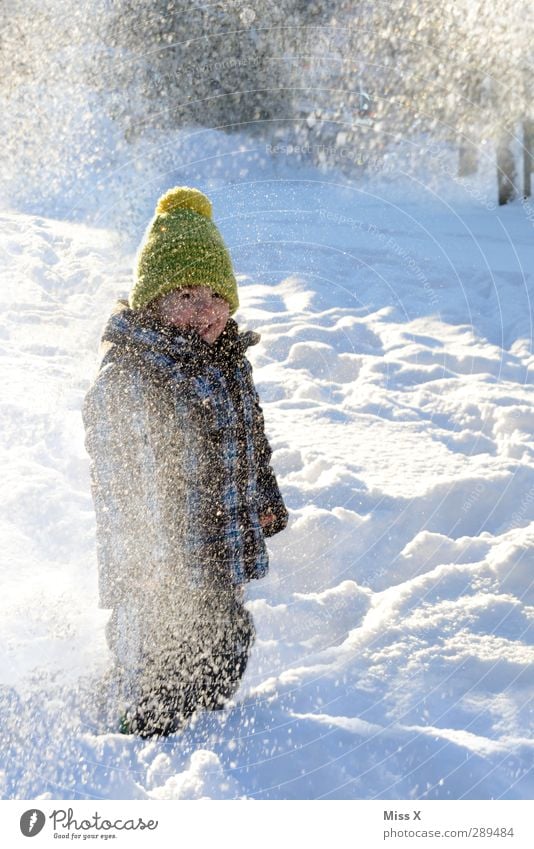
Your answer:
[129,186,239,314]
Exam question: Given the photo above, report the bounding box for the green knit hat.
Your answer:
[129,186,239,314]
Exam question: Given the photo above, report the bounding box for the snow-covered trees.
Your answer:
[1,0,533,209]
[102,0,298,139]
[280,0,534,200]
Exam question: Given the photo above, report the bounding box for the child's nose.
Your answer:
[197,297,216,316]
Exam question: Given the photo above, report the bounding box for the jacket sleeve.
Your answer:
[82,363,179,608]
[244,363,289,538]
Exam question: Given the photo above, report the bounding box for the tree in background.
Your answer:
[101,0,299,140]
[279,0,534,203]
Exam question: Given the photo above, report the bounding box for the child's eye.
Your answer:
[212,292,223,300]
[179,292,191,300]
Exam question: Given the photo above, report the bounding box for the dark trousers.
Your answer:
[105,582,255,737]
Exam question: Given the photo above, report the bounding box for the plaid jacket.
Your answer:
[82,300,288,609]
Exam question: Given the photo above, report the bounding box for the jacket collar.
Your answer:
[100,299,260,368]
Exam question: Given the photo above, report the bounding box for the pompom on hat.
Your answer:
[129,186,239,314]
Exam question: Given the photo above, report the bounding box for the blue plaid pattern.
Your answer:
[84,305,279,603]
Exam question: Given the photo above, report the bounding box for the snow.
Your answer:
[0,128,533,799]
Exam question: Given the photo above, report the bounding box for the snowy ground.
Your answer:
[1,133,533,799]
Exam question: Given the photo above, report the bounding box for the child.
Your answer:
[83,187,288,737]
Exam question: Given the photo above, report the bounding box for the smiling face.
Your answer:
[153,286,230,344]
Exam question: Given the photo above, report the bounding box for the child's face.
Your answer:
[154,286,230,344]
